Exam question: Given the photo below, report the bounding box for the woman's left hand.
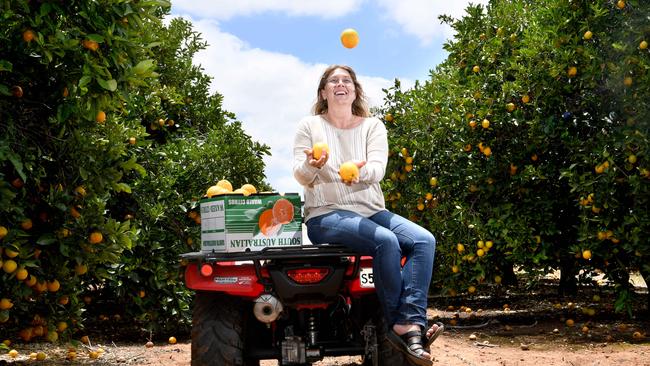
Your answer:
[342,160,366,186]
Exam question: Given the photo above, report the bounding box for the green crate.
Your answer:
[200,193,303,252]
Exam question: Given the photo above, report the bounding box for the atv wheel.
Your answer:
[363,307,408,366]
[191,292,258,366]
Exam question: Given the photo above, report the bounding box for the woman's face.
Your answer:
[321,68,356,106]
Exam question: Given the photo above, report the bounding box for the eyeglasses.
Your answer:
[327,77,354,85]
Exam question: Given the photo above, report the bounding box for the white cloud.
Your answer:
[186,17,397,195]
[171,0,364,20]
[376,0,490,45]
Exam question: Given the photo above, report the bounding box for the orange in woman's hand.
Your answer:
[339,161,360,183]
[312,142,330,160]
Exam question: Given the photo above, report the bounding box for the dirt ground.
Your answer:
[2,326,649,366]
[2,314,649,365]
[2,284,649,365]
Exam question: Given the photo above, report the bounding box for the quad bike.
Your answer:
[182,244,408,366]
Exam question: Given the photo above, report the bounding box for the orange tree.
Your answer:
[95,17,271,335]
[1,0,270,342]
[380,0,648,313]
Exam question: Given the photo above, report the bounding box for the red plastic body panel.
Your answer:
[347,257,376,296]
[185,262,265,298]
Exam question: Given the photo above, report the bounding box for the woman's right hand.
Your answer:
[304,149,328,169]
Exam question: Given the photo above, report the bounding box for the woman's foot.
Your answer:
[423,322,444,348]
[425,323,443,340]
[392,324,431,359]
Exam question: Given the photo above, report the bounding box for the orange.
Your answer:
[272,199,294,225]
[96,111,106,123]
[23,29,35,42]
[4,248,18,258]
[0,298,13,310]
[312,142,330,160]
[24,274,37,287]
[89,231,103,244]
[565,319,575,327]
[472,65,480,73]
[11,86,23,98]
[0,226,7,239]
[206,185,228,198]
[168,336,177,344]
[481,119,490,129]
[582,250,592,260]
[616,0,625,9]
[384,113,394,122]
[75,263,88,275]
[129,137,136,145]
[70,206,81,218]
[240,184,257,195]
[82,39,99,51]
[258,209,281,237]
[339,161,360,182]
[482,146,492,157]
[340,28,359,49]
[15,267,28,281]
[583,31,593,40]
[21,218,32,230]
[468,120,477,128]
[3,259,17,274]
[74,186,87,197]
[567,66,577,78]
[47,279,61,292]
[640,40,648,50]
[216,179,233,192]
[506,103,516,112]
[623,76,633,87]
[521,94,530,104]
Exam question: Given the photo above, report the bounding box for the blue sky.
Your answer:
[169,0,488,195]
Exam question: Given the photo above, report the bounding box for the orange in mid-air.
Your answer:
[340,28,359,49]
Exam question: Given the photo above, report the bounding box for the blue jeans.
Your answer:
[306,209,436,328]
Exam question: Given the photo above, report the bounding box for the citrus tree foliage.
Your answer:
[1,0,270,341]
[380,0,648,313]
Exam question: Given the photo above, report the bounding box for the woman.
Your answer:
[292,65,443,366]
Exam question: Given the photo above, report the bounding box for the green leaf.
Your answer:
[114,182,132,193]
[7,153,25,182]
[86,34,104,43]
[0,60,12,72]
[36,234,57,246]
[0,84,9,96]
[79,75,92,88]
[132,59,155,76]
[97,78,117,91]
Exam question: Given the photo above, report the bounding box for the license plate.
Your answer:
[359,267,374,288]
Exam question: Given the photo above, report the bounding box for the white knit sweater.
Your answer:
[293,115,388,222]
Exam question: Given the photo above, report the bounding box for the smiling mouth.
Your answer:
[334,91,347,96]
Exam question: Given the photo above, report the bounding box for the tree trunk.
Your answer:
[558,257,578,297]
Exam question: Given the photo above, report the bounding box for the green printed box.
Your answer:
[200,193,303,252]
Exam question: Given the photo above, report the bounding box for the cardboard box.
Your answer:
[200,193,303,252]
